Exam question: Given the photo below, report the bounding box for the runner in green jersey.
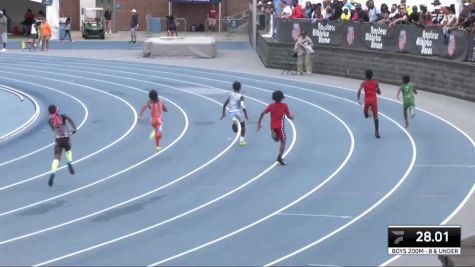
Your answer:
[396,75,418,129]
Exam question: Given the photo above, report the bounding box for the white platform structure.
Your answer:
[143,37,217,58]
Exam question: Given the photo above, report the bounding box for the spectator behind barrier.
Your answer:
[304,1,313,18]
[291,0,304,19]
[389,5,408,27]
[366,0,382,23]
[281,1,292,18]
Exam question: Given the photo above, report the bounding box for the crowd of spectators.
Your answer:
[257,0,475,34]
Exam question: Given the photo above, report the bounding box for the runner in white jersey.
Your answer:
[220,81,249,146]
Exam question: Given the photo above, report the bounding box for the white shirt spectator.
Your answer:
[282,5,292,18]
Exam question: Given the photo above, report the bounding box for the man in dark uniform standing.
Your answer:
[129,9,138,44]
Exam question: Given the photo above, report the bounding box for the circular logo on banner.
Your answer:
[292,23,301,41]
[347,26,354,46]
[398,30,407,51]
[448,34,456,57]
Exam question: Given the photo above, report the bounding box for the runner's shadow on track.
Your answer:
[91,195,165,223]
[17,200,67,216]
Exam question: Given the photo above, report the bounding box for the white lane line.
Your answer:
[277,213,352,219]
[415,165,475,168]
[262,105,416,266]
[0,63,249,217]
[0,84,40,142]
[136,62,474,266]
[0,70,241,241]
[0,96,191,244]
[380,183,475,267]
[0,84,25,101]
[7,57,471,266]
[0,76,194,217]
[87,59,474,146]
[0,69,137,191]
[32,60,414,267]
[0,77,88,167]
[29,67,301,267]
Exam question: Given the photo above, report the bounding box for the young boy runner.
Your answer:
[396,75,417,129]
[48,105,77,187]
[138,90,168,151]
[220,81,249,146]
[257,90,294,165]
[357,69,381,138]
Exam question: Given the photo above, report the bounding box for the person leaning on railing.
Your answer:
[389,5,408,27]
[351,3,369,22]
[341,7,351,22]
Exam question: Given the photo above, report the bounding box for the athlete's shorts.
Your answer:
[364,100,378,119]
[54,137,71,156]
[271,126,286,142]
[229,110,245,123]
[130,26,138,37]
[151,117,163,133]
[403,101,415,111]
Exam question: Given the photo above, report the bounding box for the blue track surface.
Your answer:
[8,40,253,50]
[0,54,473,266]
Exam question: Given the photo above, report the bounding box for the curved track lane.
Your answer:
[0,54,473,266]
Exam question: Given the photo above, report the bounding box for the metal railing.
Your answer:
[203,18,249,36]
[146,15,188,36]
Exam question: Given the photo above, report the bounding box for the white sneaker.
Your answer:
[1,48,6,52]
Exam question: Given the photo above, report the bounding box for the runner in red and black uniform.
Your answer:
[138,89,168,151]
[257,90,294,165]
[48,105,77,187]
[357,69,381,138]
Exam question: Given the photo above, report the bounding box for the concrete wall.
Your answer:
[257,34,475,102]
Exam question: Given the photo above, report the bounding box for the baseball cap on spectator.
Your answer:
[431,0,441,6]
[131,9,136,12]
[355,3,362,9]
[0,10,3,15]
[463,2,470,6]
[267,1,272,4]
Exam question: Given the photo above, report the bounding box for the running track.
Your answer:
[0,54,473,266]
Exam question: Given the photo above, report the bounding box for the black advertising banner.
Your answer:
[275,19,472,60]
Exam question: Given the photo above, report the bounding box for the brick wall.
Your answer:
[113,0,168,31]
[172,1,249,32]
[59,0,248,31]
[257,34,475,101]
[59,0,80,30]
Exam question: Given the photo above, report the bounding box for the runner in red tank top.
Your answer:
[257,90,294,165]
[357,69,381,138]
[138,90,168,151]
